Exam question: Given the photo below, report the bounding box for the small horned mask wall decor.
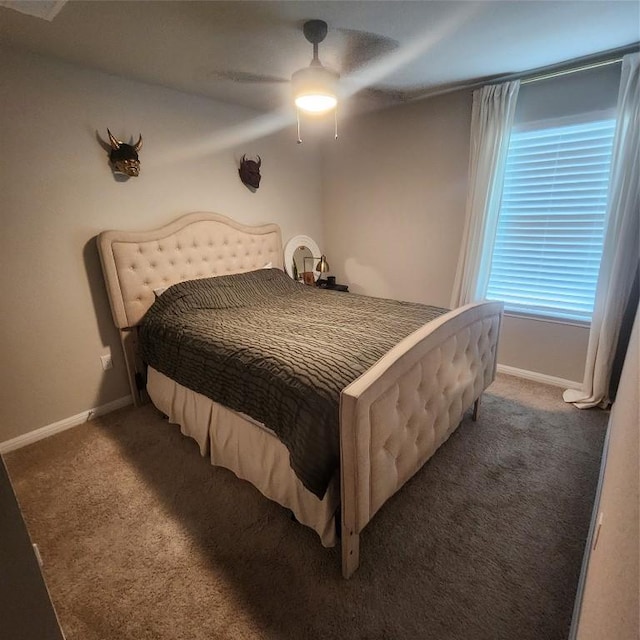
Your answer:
[107,129,143,177]
[239,154,262,190]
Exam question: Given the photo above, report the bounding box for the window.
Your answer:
[486,115,616,323]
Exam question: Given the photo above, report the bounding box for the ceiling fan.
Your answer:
[212,20,400,118]
[292,19,340,114]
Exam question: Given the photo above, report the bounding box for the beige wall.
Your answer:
[0,46,599,443]
[321,91,589,383]
[0,47,323,442]
[323,92,472,309]
[574,305,639,640]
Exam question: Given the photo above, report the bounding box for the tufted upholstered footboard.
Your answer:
[339,301,503,578]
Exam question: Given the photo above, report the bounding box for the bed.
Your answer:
[97,212,503,578]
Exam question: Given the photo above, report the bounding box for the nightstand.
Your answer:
[316,279,349,292]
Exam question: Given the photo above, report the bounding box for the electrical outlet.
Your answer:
[100,353,113,371]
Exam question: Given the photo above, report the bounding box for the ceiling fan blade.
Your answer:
[210,70,289,84]
[338,85,405,116]
[355,86,404,101]
[340,75,404,102]
[338,29,400,74]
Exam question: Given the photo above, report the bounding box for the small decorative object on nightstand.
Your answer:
[303,254,330,285]
[283,235,322,281]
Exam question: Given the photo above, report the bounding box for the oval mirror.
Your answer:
[283,235,322,281]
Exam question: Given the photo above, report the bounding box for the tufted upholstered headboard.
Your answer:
[98,212,283,329]
[97,212,284,405]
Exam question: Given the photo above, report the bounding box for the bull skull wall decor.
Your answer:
[239,155,262,190]
[107,129,143,177]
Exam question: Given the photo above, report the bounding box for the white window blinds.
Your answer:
[486,117,616,323]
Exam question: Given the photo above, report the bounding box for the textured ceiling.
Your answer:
[1,1,638,116]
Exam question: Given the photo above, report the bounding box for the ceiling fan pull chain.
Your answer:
[296,107,303,144]
[334,107,338,140]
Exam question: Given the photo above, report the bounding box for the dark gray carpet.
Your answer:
[5,374,607,640]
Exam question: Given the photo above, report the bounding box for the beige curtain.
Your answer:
[451,80,520,308]
[564,52,640,409]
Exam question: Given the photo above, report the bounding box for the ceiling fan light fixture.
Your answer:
[295,94,337,114]
[292,65,339,115]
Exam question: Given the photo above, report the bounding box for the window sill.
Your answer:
[503,311,591,329]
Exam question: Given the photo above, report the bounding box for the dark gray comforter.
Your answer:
[139,269,447,498]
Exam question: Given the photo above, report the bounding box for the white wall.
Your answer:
[321,90,591,383]
[0,46,323,442]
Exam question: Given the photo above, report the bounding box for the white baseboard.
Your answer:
[0,395,133,454]
[1,367,579,453]
[497,364,581,390]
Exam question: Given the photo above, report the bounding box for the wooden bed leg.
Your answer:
[120,329,148,406]
[472,396,481,422]
[341,523,360,579]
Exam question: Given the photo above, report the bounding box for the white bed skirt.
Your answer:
[146,366,339,547]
